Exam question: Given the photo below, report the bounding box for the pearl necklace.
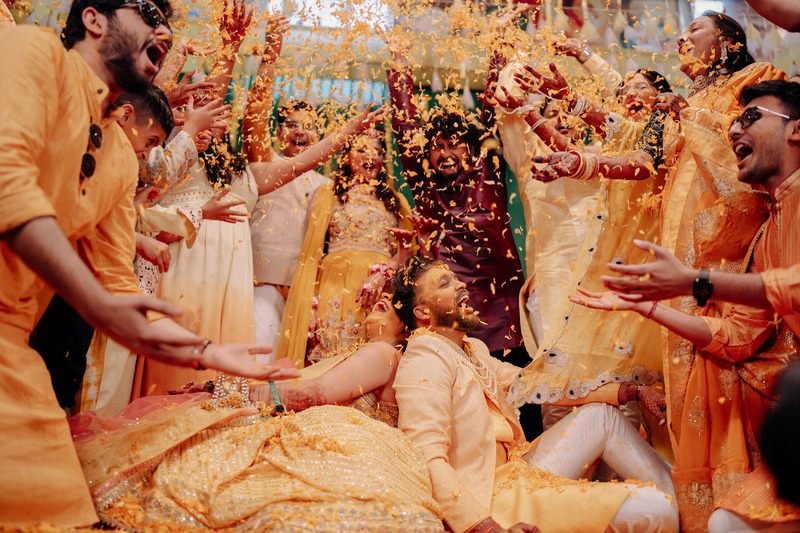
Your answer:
[433,333,498,397]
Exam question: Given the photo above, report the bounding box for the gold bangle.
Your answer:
[578,152,599,180]
[564,150,586,180]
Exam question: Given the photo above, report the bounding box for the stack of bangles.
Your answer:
[370,262,395,281]
[564,150,599,181]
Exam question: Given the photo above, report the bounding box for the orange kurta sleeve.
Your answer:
[761,265,800,318]
[700,305,777,363]
[0,28,59,234]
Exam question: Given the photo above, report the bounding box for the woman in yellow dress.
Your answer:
[70,294,443,532]
[496,67,673,449]
[277,127,413,366]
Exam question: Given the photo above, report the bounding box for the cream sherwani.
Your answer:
[395,331,678,533]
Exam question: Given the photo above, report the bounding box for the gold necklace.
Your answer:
[432,333,498,397]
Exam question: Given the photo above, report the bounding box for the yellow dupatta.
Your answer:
[658,62,787,532]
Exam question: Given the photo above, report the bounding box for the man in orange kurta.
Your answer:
[0,1,299,526]
[591,79,800,532]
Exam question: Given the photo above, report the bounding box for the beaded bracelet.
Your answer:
[269,381,285,413]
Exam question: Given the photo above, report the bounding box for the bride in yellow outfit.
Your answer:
[70,293,443,532]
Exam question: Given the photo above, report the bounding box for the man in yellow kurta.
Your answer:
[577,80,800,532]
[0,1,298,526]
[391,257,679,533]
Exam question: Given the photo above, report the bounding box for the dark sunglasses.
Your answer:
[119,0,169,29]
[731,106,794,131]
[80,124,104,181]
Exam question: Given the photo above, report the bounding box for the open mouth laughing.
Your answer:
[732,140,754,169]
[144,39,169,76]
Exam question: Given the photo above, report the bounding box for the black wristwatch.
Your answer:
[693,269,713,307]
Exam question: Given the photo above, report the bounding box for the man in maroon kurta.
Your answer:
[387,52,525,365]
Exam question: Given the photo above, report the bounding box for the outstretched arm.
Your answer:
[599,239,796,314]
[242,15,288,163]
[250,341,399,410]
[206,0,253,100]
[744,0,800,32]
[249,105,390,195]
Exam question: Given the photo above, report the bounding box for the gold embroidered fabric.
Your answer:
[75,402,442,532]
[659,63,788,533]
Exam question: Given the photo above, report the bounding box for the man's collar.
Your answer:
[772,167,800,204]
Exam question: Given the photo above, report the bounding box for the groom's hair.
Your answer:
[391,256,441,330]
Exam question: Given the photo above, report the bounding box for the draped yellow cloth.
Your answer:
[72,399,443,532]
[507,114,674,458]
[655,62,787,532]
[276,183,412,367]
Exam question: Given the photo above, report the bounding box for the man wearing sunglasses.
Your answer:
[593,80,800,318]
[0,0,299,527]
[573,80,800,531]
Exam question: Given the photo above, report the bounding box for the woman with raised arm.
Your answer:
[496,63,676,460]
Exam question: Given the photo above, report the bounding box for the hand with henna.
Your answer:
[620,383,667,426]
[515,62,570,101]
[219,0,253,51]
[531,152,582,182]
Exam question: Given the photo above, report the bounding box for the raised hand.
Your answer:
[357,271,387,309]
[183,96,232,139]
[388,227,415,251]
[262,14,289,63]
[344,104,391,135]
[380,28,412,66]
[219,0,253,51]
[174,38,215,57]
[195,131,213,153]
[490,2,532,32]
[653,92,689,121]
[201,188,248,223]
[408,213,443,257]
[531,152,582,182]
[553,37,589,59]
[163,77,219,109]
[517,63,570,100]
[600,240,696,302]
[494,85,533,113]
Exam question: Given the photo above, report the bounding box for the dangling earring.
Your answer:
[719,42,729,66]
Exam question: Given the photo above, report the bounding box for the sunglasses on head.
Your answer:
[731,106,795,131]
[119,0,169,30]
